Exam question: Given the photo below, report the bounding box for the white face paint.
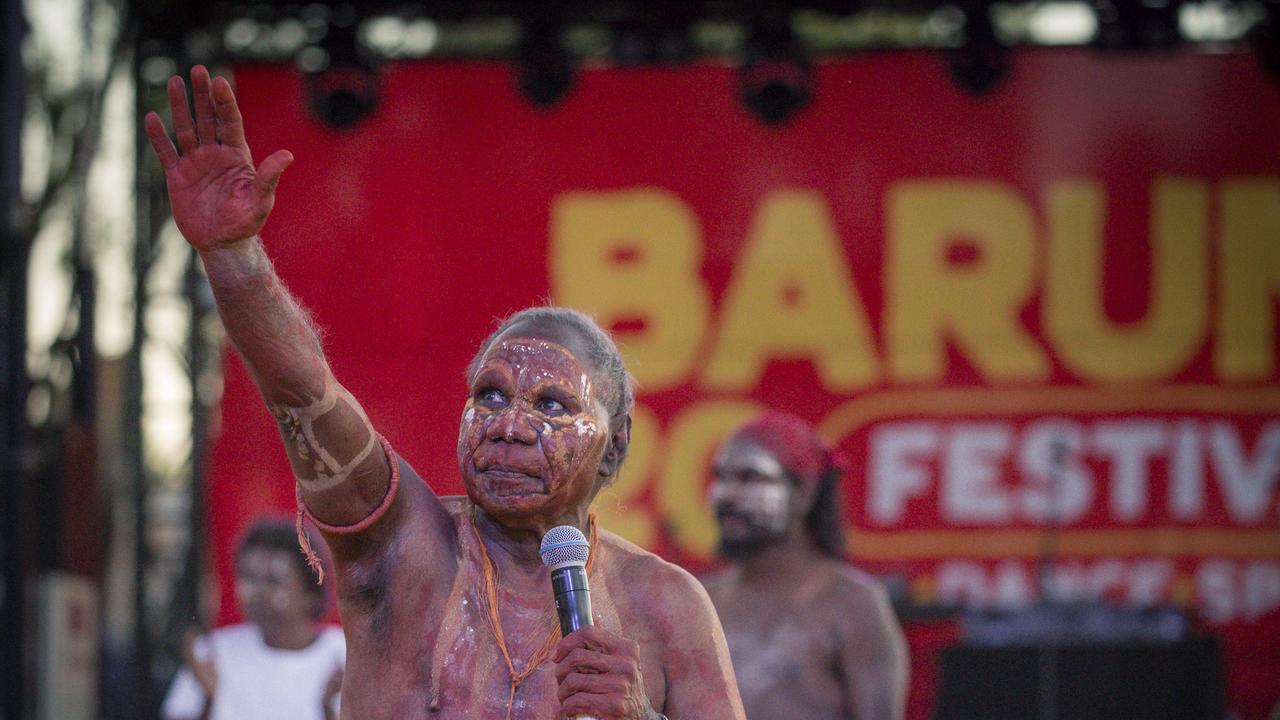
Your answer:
[573,417,598,437]
[710,442,794,536]
[708,482,791,533]
[277,374,379,492]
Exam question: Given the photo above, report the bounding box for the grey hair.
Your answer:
[466,306,636,419]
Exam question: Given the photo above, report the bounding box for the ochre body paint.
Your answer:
[459,339,607,529]
[152,66,746,719]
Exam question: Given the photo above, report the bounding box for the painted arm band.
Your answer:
[294,434,401,582]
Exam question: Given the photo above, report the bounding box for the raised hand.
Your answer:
[144,65,293,251]
[554,625,658,720]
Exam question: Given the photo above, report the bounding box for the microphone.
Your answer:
[540,525,593,636]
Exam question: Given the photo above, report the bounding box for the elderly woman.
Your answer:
[144,66,744,720]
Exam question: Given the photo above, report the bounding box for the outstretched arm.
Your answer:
[143,67,448,552]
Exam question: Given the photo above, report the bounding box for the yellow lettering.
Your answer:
[885,181,1049,383]
[1218,179,1280,380]
[550,189,710,390]
[701,191,879,392]
[1045,177,1209,382]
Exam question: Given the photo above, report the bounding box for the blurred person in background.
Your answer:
[161,518,344,720]
[702,411,910,720]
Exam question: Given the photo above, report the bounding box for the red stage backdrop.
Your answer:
[214,52,1280,718]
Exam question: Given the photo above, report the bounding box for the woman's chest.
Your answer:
[343,568,667,718]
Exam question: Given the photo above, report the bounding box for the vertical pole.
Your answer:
[163,251,207,664]
[0,0,31,717]
[128,42,156,720]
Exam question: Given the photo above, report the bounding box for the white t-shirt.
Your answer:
[161,624,346,720]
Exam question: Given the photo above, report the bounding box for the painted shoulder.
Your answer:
[437,494,470,519]
[598,528,715,613]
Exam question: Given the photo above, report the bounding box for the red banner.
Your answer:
[215,51,1280,717]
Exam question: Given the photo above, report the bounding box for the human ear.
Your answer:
[597,414,631,479]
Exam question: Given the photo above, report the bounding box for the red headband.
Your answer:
[729,410,848,483]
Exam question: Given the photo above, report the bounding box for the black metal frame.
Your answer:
[1,0,29,717]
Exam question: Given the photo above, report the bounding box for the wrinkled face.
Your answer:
[235,548,315,628]
[709,439,795,558]
[458,334,610,529]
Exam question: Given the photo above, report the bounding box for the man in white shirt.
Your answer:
[162,519,345,720]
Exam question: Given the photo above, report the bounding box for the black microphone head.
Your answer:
[540,525,590,571]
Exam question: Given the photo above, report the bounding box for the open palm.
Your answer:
[144,65,293,251]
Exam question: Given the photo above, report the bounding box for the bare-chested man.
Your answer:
[144,65,744,720]
[701,412,909,720]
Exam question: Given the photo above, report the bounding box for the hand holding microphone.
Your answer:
[542,526,661,720]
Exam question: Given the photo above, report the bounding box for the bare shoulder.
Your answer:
[598,529,705,594]
[598,530,721,633]
[437,494,469,521]
[813,560,894,617]
[597,532,745,718]
[830,561,890,597]
[812,560,905,651]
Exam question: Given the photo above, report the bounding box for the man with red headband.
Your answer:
[144,66,744,720]
[702,411,909,720]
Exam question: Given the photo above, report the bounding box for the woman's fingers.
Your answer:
[555,647,625,683]
[212,75,247,148]
[191,65,218,147]
[144,112,179,170]
[256,149,295,191]
[554,625,627,662]
[558,669,627,702]
[168,75,198,155]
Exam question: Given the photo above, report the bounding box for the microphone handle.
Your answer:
[551,565,593,636]
[550,572,665,720]
[551,565,597,720]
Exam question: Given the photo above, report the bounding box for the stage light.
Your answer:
[140,55,177,86]
[271,18,308,56]
[739,11,812,126]
[223,18,261,54]
[1026,1,1099,44]
[401,19,441,57]
[1251,1,1280,82]
[515,18,575,108]
[947,2,1009,95]
[302,7,378,130]
[610,14,694,66]
[1180,0,1262,42]
[1094,0,1183,51]
[361,16,407,55]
